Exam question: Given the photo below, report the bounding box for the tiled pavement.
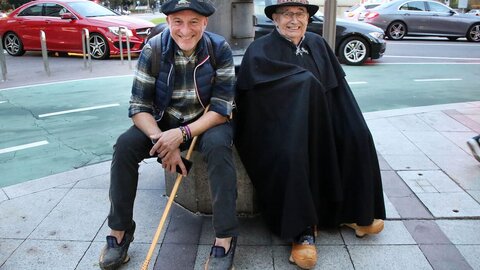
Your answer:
[1,101,480,270]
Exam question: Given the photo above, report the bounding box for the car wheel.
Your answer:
[89,33,110,59]
[386,21,406,40]
[339,36,370,66]
[3,32,25,56]
[466,23,480,42]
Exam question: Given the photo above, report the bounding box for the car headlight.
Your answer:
[108,26,133,37]
[369,31,384,39]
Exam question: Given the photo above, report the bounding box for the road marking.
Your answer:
[414,78,462,82]
[367,62,480,65]
[0,75,134,92]
[387,42,479,47]
[38,103,120,118]
[348,81,368,85]
[384,55,480,61]
[0,101,6,104]
[0,140,49,154]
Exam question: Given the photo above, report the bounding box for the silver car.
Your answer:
[362,0,480,42]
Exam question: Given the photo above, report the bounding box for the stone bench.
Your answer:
[164,147,258,215]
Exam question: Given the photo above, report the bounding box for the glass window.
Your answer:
[365,4,380,9]
[400,1,426,11]
[68,1,117,17]
[410,1,426,11]
[18,4,43,16]
[428,2,450,13]
[346,4,361,12]
[44,3,69,17]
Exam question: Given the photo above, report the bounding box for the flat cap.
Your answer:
[161,0,215,17]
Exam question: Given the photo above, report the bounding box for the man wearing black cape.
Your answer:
[234,0,386,269]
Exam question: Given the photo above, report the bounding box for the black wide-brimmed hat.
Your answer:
[265,0,319,20]
[161,0,215,17]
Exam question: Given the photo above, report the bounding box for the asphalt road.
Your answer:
[1,38,479,187]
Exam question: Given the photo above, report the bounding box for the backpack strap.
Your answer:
[204,35,217,70]
[149,31,163,78]
[150,31,217,78]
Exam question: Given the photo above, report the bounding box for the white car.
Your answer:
[344,3,381,21]
[467,9,480,16]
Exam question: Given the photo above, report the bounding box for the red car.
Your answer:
[0,0,154,59]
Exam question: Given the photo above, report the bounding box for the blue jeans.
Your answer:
[108,122,238,238]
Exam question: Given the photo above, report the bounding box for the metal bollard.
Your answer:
[118,28,124,64]
[40,30,51,76]
[82,29,92,72]
[0,36,7,81]
[119,26,132,69]
[125,29,131,69]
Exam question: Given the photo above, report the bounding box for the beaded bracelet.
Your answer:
[179,126,192,143]
[179,126,188,143]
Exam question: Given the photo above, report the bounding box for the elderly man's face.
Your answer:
[167,9,208,56]
[272,6,309,45]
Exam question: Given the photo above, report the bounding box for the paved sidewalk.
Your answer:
[1,101,480,270]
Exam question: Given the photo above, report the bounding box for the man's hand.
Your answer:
[149,128,183,158]
[158,147,189,176]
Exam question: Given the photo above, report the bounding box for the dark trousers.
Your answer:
[107,122,239,238]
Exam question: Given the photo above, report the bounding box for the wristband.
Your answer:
[179,126,187,143]
[184,125,192,140]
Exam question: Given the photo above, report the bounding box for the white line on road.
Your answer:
[384,55,480,61]
[367,62,480,65]
[0,101,6,104]
[414,78,462,82]
[348,81,368,85]
[386,42,479,47]
[38,103,120,118]
[0,75,134,92]
[0,140,49,154]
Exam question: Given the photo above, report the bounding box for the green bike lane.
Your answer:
[0,63,479,187]
[345,63,480,112]
[0,76,133,187]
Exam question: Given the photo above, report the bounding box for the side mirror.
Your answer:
[61,13,76,20]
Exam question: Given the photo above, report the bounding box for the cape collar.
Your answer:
[273,29,309,56]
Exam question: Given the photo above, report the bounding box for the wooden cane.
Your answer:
[141,106,210,270]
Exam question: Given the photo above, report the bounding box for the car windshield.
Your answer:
[346,4,361,12]
[314,10,325,17]
[68,1,117,17]
[364,4,380,9]
[372,1,396,10]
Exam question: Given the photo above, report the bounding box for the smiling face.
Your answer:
[272,6,309,45]
[167,9,208,56]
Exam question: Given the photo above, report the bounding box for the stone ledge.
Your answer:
[165,147,258,215]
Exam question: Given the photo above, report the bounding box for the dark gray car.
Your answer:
[362,0,480,42]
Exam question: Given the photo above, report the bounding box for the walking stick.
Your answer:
[141,106,210,270]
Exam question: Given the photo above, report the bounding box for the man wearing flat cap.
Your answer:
[235,0,386,269]
[99,1,238,269]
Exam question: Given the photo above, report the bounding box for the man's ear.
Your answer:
[203,17,208,30]
[272,13,280,23]
[271,14,279,26]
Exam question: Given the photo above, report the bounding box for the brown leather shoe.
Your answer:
[343,219,384,238]
[288,230,317,270]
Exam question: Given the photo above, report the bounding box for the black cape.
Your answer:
[235,30,385,240]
